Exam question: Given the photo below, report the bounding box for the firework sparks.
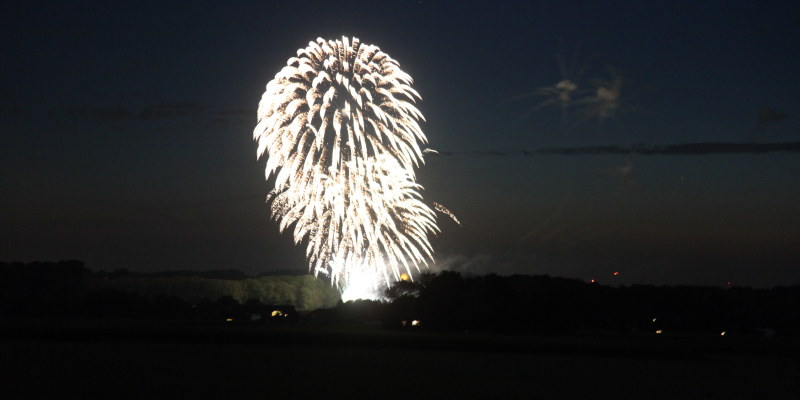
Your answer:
[581,68,623,121]
[433,202,461,226]
[254,37,438,297]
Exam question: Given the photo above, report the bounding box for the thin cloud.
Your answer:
[0,106,24,117]
[757,107,789,125]
[52,102,253,124]
[93,107,134,121]
[750,107,790,137]
[430,142,800,156]
[213,109,253,117]
[137,102,209,120]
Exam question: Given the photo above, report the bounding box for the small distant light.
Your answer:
[411,320,420,326]
[652,318,657,322]
[720,331,726,336]
[726,281,732,286]
[613,272,619,276]
[655,330,663,334]
[226,318,233,322]
[590,279,596,283]
[400,273,410,281]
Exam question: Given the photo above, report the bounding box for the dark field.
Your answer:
[2,320,799,399]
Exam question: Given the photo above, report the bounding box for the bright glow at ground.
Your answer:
[339,262,388,301]
[341,281,382,302]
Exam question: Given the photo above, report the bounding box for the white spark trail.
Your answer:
[433,202,461,226]
[254,37,439,296]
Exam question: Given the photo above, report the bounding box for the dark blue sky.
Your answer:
[2,0,799,287]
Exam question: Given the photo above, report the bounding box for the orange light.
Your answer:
[400,273,410,281]
[613,271,619,276]
[590,279,596,283]
[226,318,233,322]
[655,330,663,334]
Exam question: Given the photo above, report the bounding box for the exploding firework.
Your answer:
[254,37,438,299]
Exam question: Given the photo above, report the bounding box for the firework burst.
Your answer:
[254,37,438,296]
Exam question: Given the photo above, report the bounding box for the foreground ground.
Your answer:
[2,319,798,399]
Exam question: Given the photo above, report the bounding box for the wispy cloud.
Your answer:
[757,107,790,125]
[0,106,24,117]
[750,107,790,136]
[430,142,800,157]
[23,102,254,124]
[137,102,209,120]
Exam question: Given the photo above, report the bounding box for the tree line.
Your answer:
[3,261,799,336]
[0,260,340,317]
[377,271,800,336]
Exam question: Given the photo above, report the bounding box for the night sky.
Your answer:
[2,0,799,287]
